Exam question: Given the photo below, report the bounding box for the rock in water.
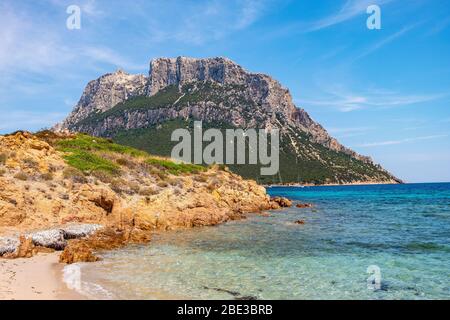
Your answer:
[271,197,293,208]
[296,203,313,208]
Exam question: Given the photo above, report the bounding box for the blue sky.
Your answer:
[0,0,449,182]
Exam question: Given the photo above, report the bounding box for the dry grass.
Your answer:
[14,172,28,181]
[62,167,87,184]
[194,175,208,183]
[23,158,39,169]
[138,186,160,196]
[0,153,7,165]
[40,172,54,181]
[91,170,114,183]
[157,181,169,188]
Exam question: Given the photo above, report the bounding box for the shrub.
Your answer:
[62,167,87,184]
[115,157,135,168]
[126,181,141,194]
[0,153,7,165]
[157,181,169,188]
[62,149,120,175]
[138,186,160,196]
[110,178,126,194]
[91,170,114,183]
[40,172,54,181]
[146,158,205,175]
[23,158,38,168]
[0,168,5,176]
[194,175,208,183]
[14,172,28,181]
[56,134,147,157]
[167,177,183,187]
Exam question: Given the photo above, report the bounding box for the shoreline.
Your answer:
[0,252,83,300]
[264,181,402,187]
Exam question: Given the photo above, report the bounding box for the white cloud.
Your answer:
[355,134,448,147]
[81,47,147,71]
[307,0,392,32]
[354,25,416,60]
[140,0,270,45]
[0,5,75,74]
[296,85,446,112]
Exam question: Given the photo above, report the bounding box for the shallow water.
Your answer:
[78,183,450,299]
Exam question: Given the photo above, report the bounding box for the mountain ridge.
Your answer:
[55,56,401,185]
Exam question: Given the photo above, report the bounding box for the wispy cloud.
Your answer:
[307,0,393,32]
[81,47,147,71]
[327,126,374,138]
[355,134,448,147]
[354,25,415,60]
[138,0,271,45]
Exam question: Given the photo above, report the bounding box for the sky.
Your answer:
[0,0,449,183]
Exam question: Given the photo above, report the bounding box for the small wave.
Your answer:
[63,264,114,300]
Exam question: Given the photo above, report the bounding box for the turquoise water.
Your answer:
[79,183,450,299]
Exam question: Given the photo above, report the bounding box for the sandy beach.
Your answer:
[0,252,83,300]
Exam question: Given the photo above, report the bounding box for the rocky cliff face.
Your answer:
[55,70,147,131]
[55,57,401,184]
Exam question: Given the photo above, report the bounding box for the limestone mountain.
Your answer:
[55,57,401,185]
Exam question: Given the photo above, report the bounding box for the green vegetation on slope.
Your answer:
[53,132,203,176]
[112,120,395,185]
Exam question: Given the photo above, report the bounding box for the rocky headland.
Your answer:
[0,130,290,263]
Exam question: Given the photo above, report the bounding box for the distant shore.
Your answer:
[264,181,402,187]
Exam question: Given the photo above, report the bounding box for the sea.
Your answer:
[66,183,450,300]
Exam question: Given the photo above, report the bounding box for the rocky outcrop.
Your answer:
[0,224,104,257]
[55,70,147,130]
[0,132,276,262]
[271,197,293,208]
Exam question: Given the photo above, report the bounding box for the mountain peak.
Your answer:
[147,56,247,96]
[54,56,401,185]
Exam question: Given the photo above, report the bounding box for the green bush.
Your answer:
[57,134,147,157]
[62,149,119,174]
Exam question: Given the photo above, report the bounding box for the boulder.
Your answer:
[296,203,313,208]
[61,224,103,239]
[59,240,99,264]
[271,196,293,208]
[0,236,20,256]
